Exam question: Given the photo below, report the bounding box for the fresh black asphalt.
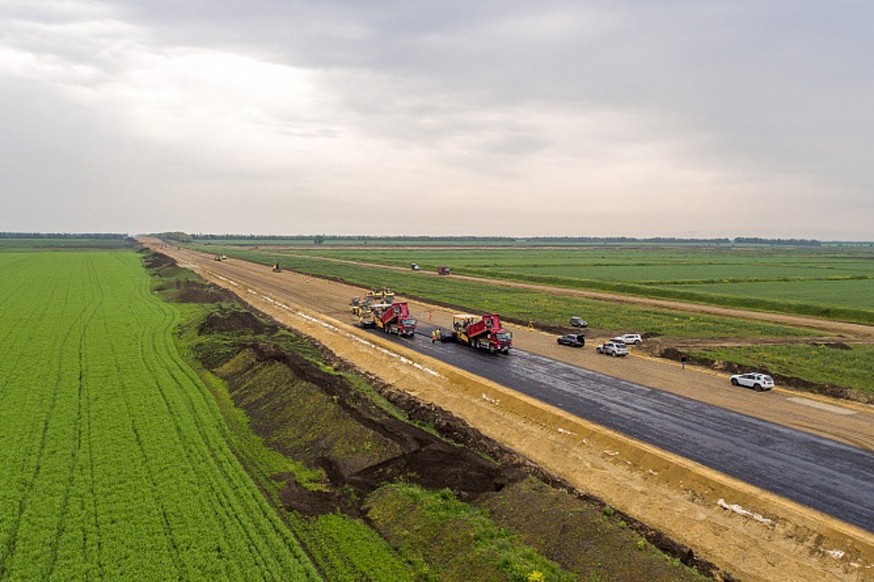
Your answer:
[369,326,874,533]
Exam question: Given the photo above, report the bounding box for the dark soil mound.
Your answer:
[199,306,275,335]
[176,281,235,304]
[144,252,177,269]
[811,341,852,350]
[276,476,344,516]
[348,441,525,500]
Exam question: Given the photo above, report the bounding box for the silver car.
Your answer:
[595,341,628,357]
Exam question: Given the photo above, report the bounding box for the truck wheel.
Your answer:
[489,345,496,354]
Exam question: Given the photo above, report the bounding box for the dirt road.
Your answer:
[276,251,874,340]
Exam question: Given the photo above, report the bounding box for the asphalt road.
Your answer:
[374,325,874,533]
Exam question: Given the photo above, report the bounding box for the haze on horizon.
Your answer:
[1,1,872,240]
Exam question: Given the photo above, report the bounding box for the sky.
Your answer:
[1,1,872,239]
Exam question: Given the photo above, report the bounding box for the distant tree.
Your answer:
[313,234,326,245]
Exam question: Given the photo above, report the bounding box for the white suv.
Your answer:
[596,341,628,357]
[730,373,774,392]
[612,333,642,345]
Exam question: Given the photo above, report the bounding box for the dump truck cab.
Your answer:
[451,313,512,354]
[373,302,417,337]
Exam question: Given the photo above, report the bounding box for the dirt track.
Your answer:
[143,240,874,581]
[275,251,874,341]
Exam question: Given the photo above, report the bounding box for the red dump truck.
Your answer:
[443,313,512,354]
[372,302,417,337]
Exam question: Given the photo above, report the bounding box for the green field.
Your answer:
[669,278,874,309]
[0,251,318,579]
[184,242,874,393]
[690,345,874,394]
[0,237,130,251]
[190,245,816,339]
[234,245,874,319]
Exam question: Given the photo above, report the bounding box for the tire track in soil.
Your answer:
[1,260,93,575]
[45,255,105,578]
[137,297,278,577]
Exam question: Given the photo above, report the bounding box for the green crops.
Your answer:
[0,251,319,581]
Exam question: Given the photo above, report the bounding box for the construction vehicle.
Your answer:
[437,266,451,275]
[272,263,281,272]
[353,302,384,327]
[372,302,417,337]
[441,313,512,354]
[369,287,395,304]
[350,287,395,317]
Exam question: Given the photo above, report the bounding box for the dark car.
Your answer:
[557,333,586,348]
[569,316,588,328]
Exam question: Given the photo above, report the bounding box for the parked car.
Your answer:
[595,341,628,357]
[569,316,588,328]
[557,333,586,348]
[730,373,774,392]
[611,333,642,345]
[410,263,421,271]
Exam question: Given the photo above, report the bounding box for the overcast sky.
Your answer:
[1,1,872,239]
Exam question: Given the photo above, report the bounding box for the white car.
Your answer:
[611,333,642,345]
[730,373,774,392]
[595,341,628,357]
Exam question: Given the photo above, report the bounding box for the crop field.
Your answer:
[0,237,130,251]
[669,278,874,309]
[191,246,815,339]
[226,244,874,322]
[0,251,318,580]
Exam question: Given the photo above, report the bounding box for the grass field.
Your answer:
[229,245,874,321]
[191,246,816,339]
[669,278,874,309]
[0,251,318,580]
[184,242,874,393]
[0,237,130,251]
[690,345,874,394]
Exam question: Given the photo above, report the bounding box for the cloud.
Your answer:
[0,1,871,238]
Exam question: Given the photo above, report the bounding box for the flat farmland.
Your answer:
[233,244,874,322]
[0,251,317,579]
[188,241,874,395]
[669,278,874,309]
